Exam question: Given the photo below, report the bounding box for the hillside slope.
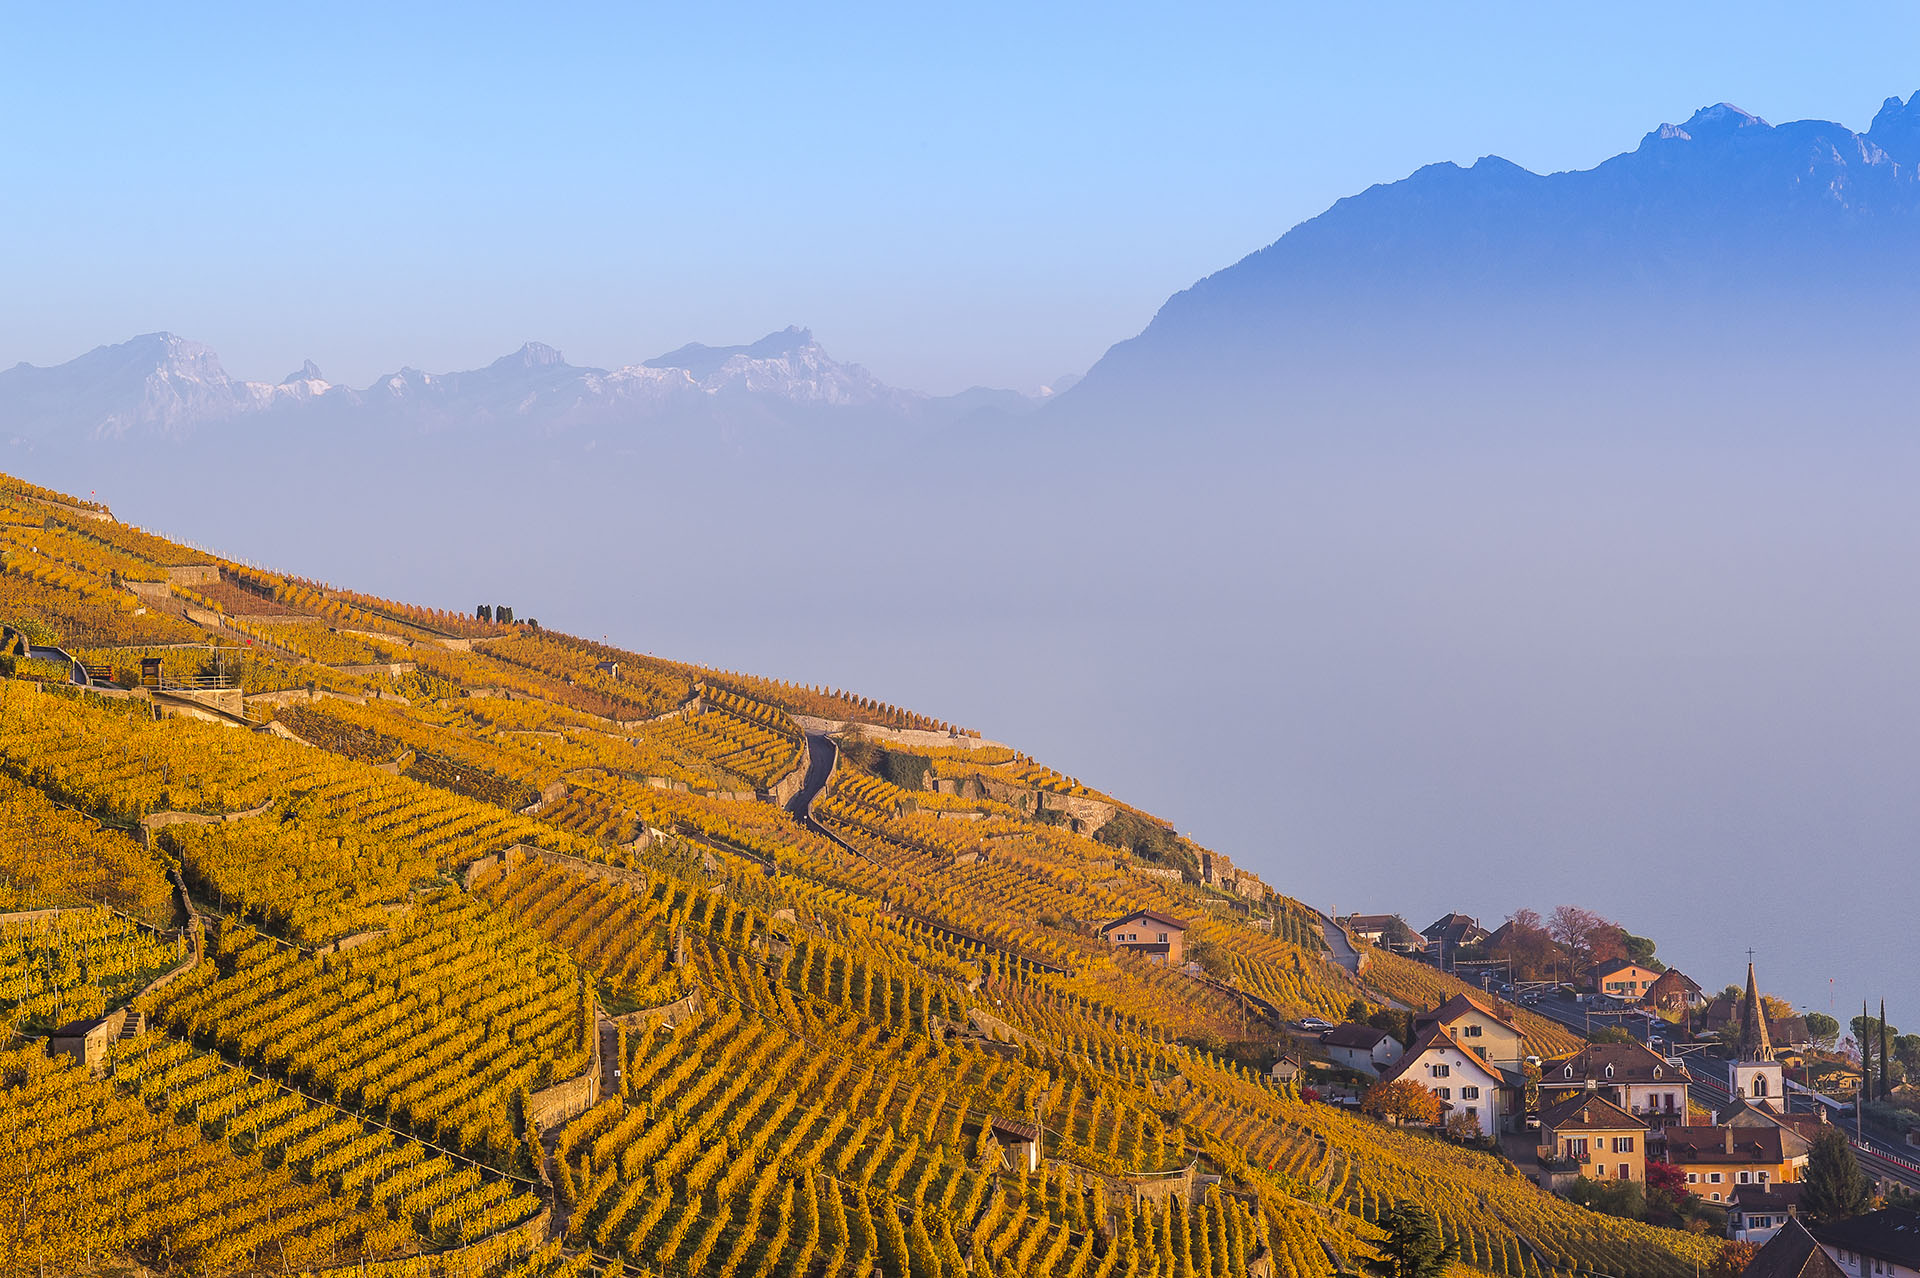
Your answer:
[0,467,1715,1278]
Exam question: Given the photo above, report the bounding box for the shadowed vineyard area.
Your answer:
[0,469,1719,1278]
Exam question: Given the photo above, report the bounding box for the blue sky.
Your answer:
[5,1,1919,393]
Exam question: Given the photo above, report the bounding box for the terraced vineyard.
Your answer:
[0,468,1723,1278]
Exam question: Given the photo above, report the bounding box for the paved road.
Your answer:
[1319,917,1361,973]
[1524,991,1662,1046]
[786,732,837,819]
[785,732,865,859]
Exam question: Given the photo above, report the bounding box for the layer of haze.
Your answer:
[51,404,1918,1030]
[6,2,1920,393]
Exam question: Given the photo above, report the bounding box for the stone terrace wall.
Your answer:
[793,716,1009,752]
[464,844,652,895]
[609,988,704,1036]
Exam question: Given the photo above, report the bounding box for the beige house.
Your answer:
[1538,1092,1648,1185]
[1415,993,1526,1070]
[1099,909,1186,963]
[1588,958,1664,1000]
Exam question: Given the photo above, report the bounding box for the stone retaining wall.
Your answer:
[526,1002,601,1130]
[464,844,652,896]
[244,687,367,708]
[516,779,569,816]
[0,907,70,926]
[325,925,396,955]
[142,799,274,834]
[525,1069,596,1130]
[40,497,112,523]
[765,751,809,807]
[793,715,1007,751]
[608,988,704,1035]
[340,626,418,649]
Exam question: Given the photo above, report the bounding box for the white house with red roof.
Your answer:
[1377,1023,1507,1137]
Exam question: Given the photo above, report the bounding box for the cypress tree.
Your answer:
[1881,998,1892,1101]
[1862,1001,1875,1103]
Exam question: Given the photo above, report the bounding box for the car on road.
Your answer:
[1298,1017,1334,1032]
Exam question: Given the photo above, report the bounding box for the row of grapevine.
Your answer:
[0,906,181,1034]
[150,893,591,1167]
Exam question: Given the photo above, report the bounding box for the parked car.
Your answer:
[1524,1113,1541,1131]
[1298,1017,1334,1032]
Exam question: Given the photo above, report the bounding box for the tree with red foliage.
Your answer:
[1362,1079,1444,1127]
[1643,1161,1691,1226]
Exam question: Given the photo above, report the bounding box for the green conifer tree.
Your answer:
[1802,1128,1872,1223]
[1364,1201,1458,1278]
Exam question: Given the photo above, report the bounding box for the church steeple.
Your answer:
[1737,961,1773,1061]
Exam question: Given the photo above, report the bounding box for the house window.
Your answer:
[1431,1064,1451,1077]
[1463,1025,1482,1038]
[1712,1193,1722,1202]
[1737,1172,1751,1184]
[1435,1087,1451,1099]
[1569,1139,1589,1159]
[1613,1137,1634,1153]
[1663,1093,1676,1111]
[1709,1173,1722,1184]
[1686,1173,1698,1183]
[1157,933,1169,943]
[1752,1216,1771,1229]
[1757,1172,1769,1183]
[1461,1086,1479,1100]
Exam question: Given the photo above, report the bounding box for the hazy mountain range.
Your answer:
[0,326,1060,445]
[14,96,1920,452]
